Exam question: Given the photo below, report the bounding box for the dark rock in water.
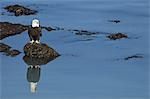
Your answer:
[75,30,100,36]
[24,43,60,58]
[55,27,65,31]
[1,12,5,15]
[0,22,28,40]
[4,4,38,16]
[73,29,80,32]
[42,26,56,32]
[7,50,21,57]
[23,55,56,66]
[107,33,128,40]
[124,55,143,60]
[80,30,88,32]
[108,19,121,23]
[0,43,21,57]
[0,43,11,52]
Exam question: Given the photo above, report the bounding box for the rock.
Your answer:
[4,4,38,16]
[1,12,5,15]
[73,29,79,32]
[0,43,11,52]
[107,33,128,40]
[75,30,100,36]
[0,22,28,40]
[42,26,56,32]
[7,50,21,57]
[23,55,56,66]
[108,19,121,23]
[0,43,21,57]
[24,43,60,58]
[124,55,143,60]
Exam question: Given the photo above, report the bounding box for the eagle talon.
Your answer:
[35,40,40,44]
[30,40,34,44]
[35,65,40,68]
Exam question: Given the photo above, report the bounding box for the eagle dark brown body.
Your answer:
[28,27,42,42]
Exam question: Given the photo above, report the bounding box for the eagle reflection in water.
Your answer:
[23,55,57,93]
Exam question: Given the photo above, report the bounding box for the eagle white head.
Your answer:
[30,82,37,93]
[32,19,40,28]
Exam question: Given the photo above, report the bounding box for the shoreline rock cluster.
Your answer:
[4,4,38,16]
[0,22,28,40]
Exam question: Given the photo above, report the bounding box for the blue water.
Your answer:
[0,0,149,99]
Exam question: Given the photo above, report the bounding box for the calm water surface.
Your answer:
[0,0,149,99]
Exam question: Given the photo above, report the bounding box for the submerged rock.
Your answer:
[24,43,60,58]
[75,30,100,36]
[107,33,128,40]
[4,4,38,16]
[108,19,121,23]
[42,26,56,32]
[124,55,143,60]
[0,22,28,40]
[0,43,11,52]
[66,29,101,36]
[0,43,21,57]
[7,50,21,57]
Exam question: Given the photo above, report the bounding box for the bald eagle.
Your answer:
[28,19,42,44]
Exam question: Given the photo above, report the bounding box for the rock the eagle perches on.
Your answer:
[23,42,60,93]
[24,43,60,59]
